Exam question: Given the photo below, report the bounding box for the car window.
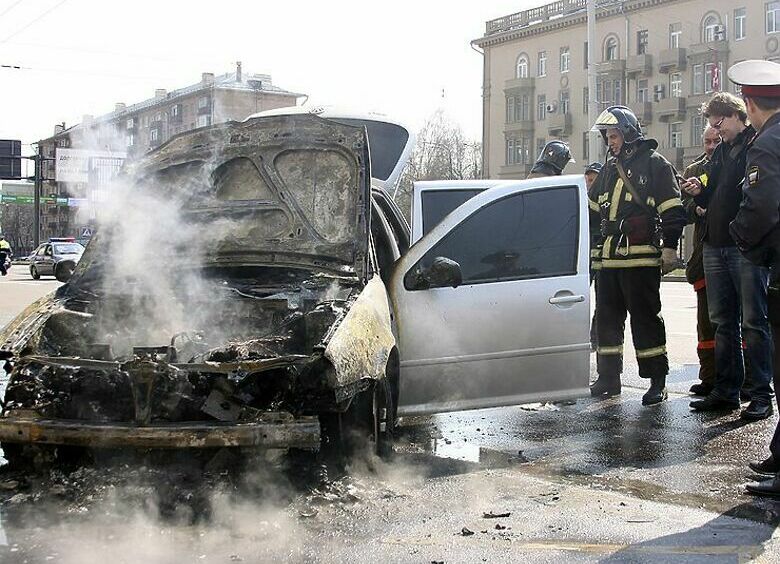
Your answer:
[53,243,84,255]
[44,246,53,256]
[36,246,47,256]
[411,186,579,287]
[421,189,484,236]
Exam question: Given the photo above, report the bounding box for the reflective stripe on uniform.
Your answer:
[697,340,715,350]
[591,249,602,257]
[597,345,623,355]
[588,199,600,212]
[591,262,602,270]
[600,257,662,268]
[657,198,682,214]
[609,179,624,221]
[636,345,667,359]
[624,244,659,256]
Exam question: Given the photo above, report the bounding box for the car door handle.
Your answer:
[549,294,585,305]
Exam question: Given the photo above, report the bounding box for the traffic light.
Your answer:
[0,139,21,180]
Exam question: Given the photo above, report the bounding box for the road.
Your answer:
[0,278,778,562]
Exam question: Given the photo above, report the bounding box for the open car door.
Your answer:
[391,175,591,416]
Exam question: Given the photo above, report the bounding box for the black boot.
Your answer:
[642,376,668,406]
[590,376,621,397]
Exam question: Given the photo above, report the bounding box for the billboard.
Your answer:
[55,148,126,183]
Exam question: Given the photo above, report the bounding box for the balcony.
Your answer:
[688,40,729,60]
[547,112,572,135]
[595,59,626,75]
[504,120,535,133]
[658,48,687,73]
[657,147,684,167]
[486,0,586,35]
[629,101,653,125]
[626,54,652,77]
[504,77,535,92]
[656,97,686,121]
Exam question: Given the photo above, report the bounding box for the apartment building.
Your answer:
[473,0,770,178]
[34,64,303,240]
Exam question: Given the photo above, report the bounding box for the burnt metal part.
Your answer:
[0,412,320,449]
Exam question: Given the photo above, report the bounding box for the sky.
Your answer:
[0,0,536,159]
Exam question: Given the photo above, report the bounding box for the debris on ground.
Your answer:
[519,402,560,412]
[460,527,475,536]
[482,511,511,519]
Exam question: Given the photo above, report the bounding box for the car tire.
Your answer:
[340,378,394,459]
[30,265,40,280]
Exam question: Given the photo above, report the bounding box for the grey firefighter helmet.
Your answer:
[591,105,643,146]
[584,162,603,174]
[533,140,574,174]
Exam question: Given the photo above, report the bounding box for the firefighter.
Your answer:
[585,162,604,350]
[723,60,780,494]
[527,140,573,178]
[681,125,720,396]
[0,234,11,277]
[588,106,687,405]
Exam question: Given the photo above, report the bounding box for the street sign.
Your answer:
[79,226,93,238]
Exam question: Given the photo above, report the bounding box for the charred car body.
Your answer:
[0,108,594,466]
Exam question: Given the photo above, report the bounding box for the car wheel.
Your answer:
[30,265,40,280]
[342,378,394,459]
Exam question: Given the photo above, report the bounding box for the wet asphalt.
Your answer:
[0,280,779,561]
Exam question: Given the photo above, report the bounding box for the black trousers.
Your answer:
[696,287,717,386]
[596,266,668,380]
[0,252,7,276]
[767,284,780,460]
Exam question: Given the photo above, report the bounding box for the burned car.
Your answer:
[0,109,593,467]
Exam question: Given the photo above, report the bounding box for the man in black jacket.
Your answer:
[682,93,771,420]
[725,60,780,494]
[588,106,686,405]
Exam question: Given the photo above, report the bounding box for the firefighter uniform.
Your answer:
[682,154,717,391]
[725,60,780,494]
[588,106,686,405]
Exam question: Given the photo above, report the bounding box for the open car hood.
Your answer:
[125,114,371,277]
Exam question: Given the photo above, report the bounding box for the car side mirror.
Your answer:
[408,256,463,290]
[54,260,76,283]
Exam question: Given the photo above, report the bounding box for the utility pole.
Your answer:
[33,144,42,247]
[587,0,600,163]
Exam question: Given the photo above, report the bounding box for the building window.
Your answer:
[198,96,210,109]
[196,114,211,128]
[604,36,619,61]
[505,138,531,166]
[670,123,683,148]
[537,138,546,158]
[636,79,649,103]
[769,2,780,33]
[150,129,159,142]
[583,41,589,68]
[582,132,590,161]
[560,91,570,114]
[637,30,648,54]
[560,47,570,73]
[735,8,746,40]
[693,64,704,94]
[702,14,720,43]
[126,133,135,147]
[516,54,529,78]
[537,95,547,120]
[170,104,180,117]
[520,95,530,121]
[669,23,682,48]
[597,79,622,108]
[705,62,723,92]
[670,72,682,97]
[582,87,589,114]
[691,115,705,142]
[506,97,515,123]
[538,51,547,77]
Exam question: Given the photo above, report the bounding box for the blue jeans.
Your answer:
[704,244,773,403]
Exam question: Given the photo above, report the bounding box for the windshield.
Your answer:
[330,119,408,181]
[53,243,84,255]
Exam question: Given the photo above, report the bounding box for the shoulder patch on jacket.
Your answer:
[747,166,759,186]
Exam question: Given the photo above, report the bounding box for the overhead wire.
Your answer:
[0,0,69,45]
[0,0,25,19]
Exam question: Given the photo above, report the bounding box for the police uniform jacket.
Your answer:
[588,138,686,268]
[730,112,780,276]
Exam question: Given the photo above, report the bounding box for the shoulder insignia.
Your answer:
[747,166,759,186]
[626,168,633,178]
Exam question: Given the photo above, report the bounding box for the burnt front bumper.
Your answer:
[0,411,320,450]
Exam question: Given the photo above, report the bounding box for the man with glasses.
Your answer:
[682,93,771,420]
[726,60,780,491]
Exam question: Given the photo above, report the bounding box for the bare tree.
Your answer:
[1,204,35,256]
[394,110,481,220]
